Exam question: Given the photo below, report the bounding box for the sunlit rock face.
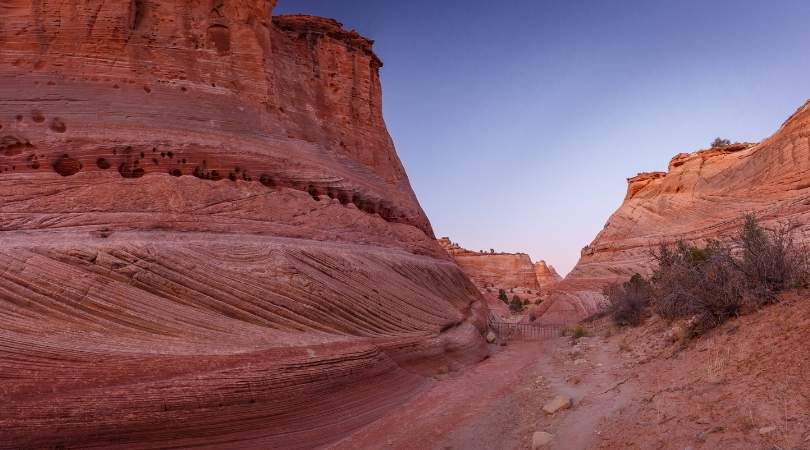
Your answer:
[0,2,488,448]
[550,101,810,321]
[438,237,557,291]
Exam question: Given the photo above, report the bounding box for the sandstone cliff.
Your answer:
[550,100,810,320]
[439,237,547,290]
[0,3,487,449]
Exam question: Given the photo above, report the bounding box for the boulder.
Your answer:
[543,395,573,415]
[486,330,497,343]
[532,431,554,449]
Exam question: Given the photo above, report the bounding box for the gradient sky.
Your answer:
[276,0,810,275]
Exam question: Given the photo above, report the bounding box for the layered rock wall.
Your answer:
[551,101,810,320]
[438,237,560,291]
[0,3,487,448]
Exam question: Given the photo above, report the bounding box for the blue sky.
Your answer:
[276,1,810,275]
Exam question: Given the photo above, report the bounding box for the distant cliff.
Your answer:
[438,237,561,292]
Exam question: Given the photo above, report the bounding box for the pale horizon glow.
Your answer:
[276,0,810,276]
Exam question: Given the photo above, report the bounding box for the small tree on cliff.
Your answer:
[509,295,524,313]
[711,137,731,148]
[498,289,508,303]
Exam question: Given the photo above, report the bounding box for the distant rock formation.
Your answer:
[438,237,560,291]
[550,100,810,321]
[0,3,487,448]
[535,259,563,291]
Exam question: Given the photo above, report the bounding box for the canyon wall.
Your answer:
[550,100,810,321]
[0,3,488,449]
[438,237,561,291]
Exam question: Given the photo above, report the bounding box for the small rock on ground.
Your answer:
[532,431,553,449]
[758,426,777,435]
[486,330,496,343]
[543,395,573,415]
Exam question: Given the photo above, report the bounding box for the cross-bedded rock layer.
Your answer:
[550,101,810,321]
[0,2,488,448]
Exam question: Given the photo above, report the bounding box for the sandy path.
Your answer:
[327,333,637,450]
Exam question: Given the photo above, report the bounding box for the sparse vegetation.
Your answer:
[605,214,808,337]
[498,289,508,304]
[711,137,731,148]
[560,324,588,338]
[603,273,651,326]
[509,295,525,313]
[534,298,542,305]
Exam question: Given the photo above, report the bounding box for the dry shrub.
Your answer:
[648,214,808,335]
[604,273,651,326]
[737,215,809,304]
[606,215,808,336]
[650,240,746,334]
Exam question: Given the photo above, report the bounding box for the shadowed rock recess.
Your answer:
[549,101,810,321]
[0,2,488,449]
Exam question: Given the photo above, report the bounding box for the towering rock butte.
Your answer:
[0,2,488,449]
[438,237,561,292]
[550,100,810,321]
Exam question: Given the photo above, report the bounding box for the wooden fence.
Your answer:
[488,314,566,341]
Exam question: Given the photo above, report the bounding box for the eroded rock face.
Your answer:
[438,237,543,290]
[0,3,487,448]
[550,100,810,320]
[535,260,562,291]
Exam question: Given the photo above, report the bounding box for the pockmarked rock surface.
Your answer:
[548,101,810,320]
[0,3,488,449]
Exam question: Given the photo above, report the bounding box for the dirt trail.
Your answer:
[330,296,810,450]
[328,331,637,450]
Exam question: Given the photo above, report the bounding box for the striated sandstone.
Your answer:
[438,237,558,292]
[549,100,810,320]
[0,2,487,449]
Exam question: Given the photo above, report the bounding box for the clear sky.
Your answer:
[275,0,810,275]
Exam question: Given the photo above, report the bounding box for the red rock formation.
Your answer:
[438,237,541,290]
[438,238,561,291]
[550,101,810,320]
[0,3,487,448]
[535,259,562,291]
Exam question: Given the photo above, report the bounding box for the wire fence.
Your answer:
[487,314,566,341]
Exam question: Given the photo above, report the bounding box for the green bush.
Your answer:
[509,295,524,313]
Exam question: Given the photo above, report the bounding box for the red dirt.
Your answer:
[328,292,810,450]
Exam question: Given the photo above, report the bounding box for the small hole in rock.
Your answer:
[49,118,67,133]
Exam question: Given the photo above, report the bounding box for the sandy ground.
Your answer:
[328,331,634,450]
[328,293,810,450]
